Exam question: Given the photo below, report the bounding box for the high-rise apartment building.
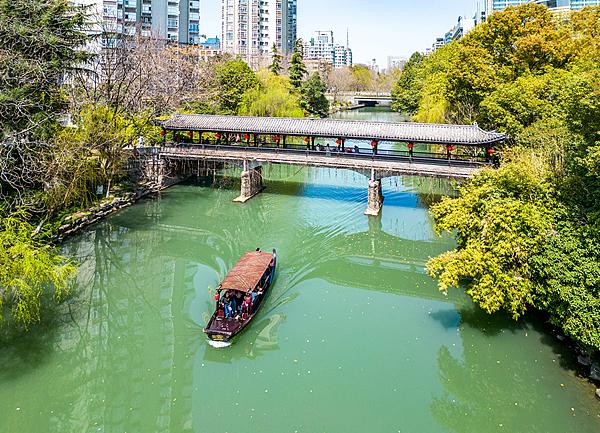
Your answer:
[486,0,599,12]
[221,0,297,65]
[81,0,201,44]
[303,30,353,69]
[287,0,297,52]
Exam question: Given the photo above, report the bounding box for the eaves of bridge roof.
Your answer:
[160,114,508,146]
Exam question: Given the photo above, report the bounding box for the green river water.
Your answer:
[1,108,599,433]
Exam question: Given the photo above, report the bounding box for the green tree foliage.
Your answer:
[239,71,304,117]
[0,211,75,327]
[348,65,373,92]
[269,43,283,75]
[391,52,424,113]
[215,58,259,114]
[301,73,330,118]
[58,105,157,199]
[289,40,307,90]
[0,0,91,136]
[427,155,555,320]
[410,5,600,351]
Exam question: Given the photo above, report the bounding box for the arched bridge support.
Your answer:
[365,168,384,217]
[234,160,264,203]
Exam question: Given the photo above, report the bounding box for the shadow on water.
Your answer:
[179,168,457,210]
[0,291,81,383]
[430,308,462,330]
[203,313,288,364]
[458,303,526,337]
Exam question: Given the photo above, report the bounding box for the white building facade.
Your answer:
[78,0,201,44]
[486,0,600,12]
[303,30,352,69]
[221,0,297,65]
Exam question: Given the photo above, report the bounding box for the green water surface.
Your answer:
[0,109,598,433]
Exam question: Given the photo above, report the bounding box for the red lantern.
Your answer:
[244,134,250,140]
[274,135,280,142]
[336,139,342,145]
[214,293,219,300]
[447,145,454,152]
[215,133,222,139]
[408,142,414,150]
[188,131,193,138]
[304,137,310,143]
[160,130,167,136]
[371,140,377,148]
[487,148,495,155]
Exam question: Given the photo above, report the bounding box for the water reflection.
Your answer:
[431,306,600,433]
[1,160,598,433]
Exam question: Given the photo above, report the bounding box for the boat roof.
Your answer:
[220,251,274,293]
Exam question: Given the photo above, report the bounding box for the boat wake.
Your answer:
[207,340,232,349]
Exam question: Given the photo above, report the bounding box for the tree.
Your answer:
[0,0,92,203]
[269,42,282,75]
[69,33,221,117]
[392,52,423,114]
[0,211,76,328]
[59,104,147,198]
[214,58,259,114]
[301,73,330,118]
[289,39,307,89]
[427,154,556,320]
[349,65,373,92]
[239,71,303,118]
[0,0,91,137]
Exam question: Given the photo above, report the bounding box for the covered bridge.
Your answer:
[159,114,508,147]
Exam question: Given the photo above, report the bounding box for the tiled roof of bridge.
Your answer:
[161,115,508,146]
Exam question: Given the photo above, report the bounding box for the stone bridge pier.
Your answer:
[234,161,264,203]
[365,168,384,217]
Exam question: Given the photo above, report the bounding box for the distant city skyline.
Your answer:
[201,0,481,68]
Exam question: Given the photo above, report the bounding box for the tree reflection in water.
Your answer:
[431,305,600,433]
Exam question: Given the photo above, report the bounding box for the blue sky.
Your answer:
[200,0,482,68]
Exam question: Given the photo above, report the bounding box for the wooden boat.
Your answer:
[204,249,276,346]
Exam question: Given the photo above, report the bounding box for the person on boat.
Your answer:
[234,291,243,314]
[222,291,233,318]
[242,295,252,317]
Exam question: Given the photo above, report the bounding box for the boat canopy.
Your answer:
[219,251,274,293]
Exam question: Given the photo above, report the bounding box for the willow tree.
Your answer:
[0,212,75,327]
[239,71,303,117]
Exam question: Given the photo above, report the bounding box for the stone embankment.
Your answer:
[53,176,189,242]
[53,186,155,242]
